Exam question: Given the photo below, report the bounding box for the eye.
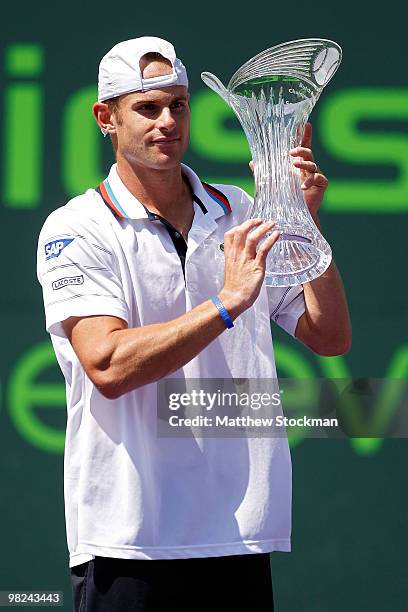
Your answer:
[138,103,157,112]
[173,100,188,109]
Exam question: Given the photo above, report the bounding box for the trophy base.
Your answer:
[264,231,332,287]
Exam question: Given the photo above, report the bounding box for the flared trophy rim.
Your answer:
[228,38,342,94]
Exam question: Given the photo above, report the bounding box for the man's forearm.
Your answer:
[94,292,241,399]
[296,215,352,355]
[89,291,245,399]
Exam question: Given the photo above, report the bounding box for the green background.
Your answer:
[1,0,407,609]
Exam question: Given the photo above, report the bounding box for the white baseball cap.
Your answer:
[98,36,189,102]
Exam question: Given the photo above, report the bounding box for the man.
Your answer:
[37,36,351,611]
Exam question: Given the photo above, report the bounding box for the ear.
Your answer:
[92,102,117,136]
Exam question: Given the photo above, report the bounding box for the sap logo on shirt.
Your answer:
[45,238,75,260]
[52,275,84,290]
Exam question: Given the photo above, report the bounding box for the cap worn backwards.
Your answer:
[98,36,188,103]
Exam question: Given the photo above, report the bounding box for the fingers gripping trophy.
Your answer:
[202,39,342,287]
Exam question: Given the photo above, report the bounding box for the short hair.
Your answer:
[105,96,121,117]
[139,51,172,72]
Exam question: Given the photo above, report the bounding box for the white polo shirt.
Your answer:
[37,163,306,568]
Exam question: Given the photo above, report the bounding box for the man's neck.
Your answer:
[116,157,191,218]
[115,157,195,240]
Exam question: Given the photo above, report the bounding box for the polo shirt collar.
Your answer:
[180,164,232,220]
[101,164,148,220]
[99,163,231,221]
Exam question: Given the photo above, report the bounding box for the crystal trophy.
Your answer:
[202,39,342,287]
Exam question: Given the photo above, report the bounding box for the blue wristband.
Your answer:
[211,295,234,329]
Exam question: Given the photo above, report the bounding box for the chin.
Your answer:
[149,154,183,170]
[123,144,186,171]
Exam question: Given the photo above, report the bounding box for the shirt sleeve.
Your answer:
[36,209,129,338]
[267,285,306,337]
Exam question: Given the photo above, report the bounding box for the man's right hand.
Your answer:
[219,219,281,319]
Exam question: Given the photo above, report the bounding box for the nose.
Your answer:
[156,107,176,131]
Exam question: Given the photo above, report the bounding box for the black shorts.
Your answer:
[71,553,274,611]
